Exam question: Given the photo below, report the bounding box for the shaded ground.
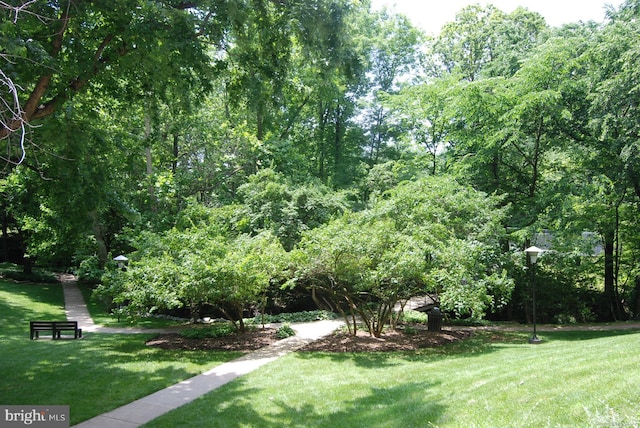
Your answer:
[146,326,472,352]
[146,327,280,351]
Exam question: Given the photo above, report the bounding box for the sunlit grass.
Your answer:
[0,280,242,425]
[5,278,640,427]
[145,329,640,427]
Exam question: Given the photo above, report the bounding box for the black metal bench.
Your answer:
[30,321,82,340]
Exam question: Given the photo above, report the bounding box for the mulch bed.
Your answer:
[298,328,472,352]
[145,326,472,352]
[146,327,280,351]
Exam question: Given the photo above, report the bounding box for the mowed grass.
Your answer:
[0,280,242,425]
[145,329,640,427]
[4,278,640,427]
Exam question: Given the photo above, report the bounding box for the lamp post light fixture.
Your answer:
[113,254,128,271]
[525,246,543,344]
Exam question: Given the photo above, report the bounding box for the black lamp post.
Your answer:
[525,246,543,344]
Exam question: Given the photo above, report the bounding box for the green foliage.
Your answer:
[276,323,296,339]
[398,309,428,324]
[180,324,236,340]
[236,169,349,250]
[253,310,336,324]
[3,0,640,329]
[75,255,104,285]
[95,215,287,332]
[295,176,510,335]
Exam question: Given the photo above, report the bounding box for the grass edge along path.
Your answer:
[143,329,640,428]
[0,280,242,425]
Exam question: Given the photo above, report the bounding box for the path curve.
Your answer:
[57,274,344,427]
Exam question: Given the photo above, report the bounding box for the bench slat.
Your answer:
[30,321,82,340]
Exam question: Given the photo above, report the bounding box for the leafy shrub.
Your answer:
[253,310,336,324]
[276,324,296,339]
[75,255,103,285]
[180,323,235,339]
[398,309,428,324]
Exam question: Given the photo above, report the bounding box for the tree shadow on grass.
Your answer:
[0,281,65,334]
[294,330,530,368]
[268,381,445,428]
[534,328,640,342]
[147,380,445,428]
[1,332,242,425]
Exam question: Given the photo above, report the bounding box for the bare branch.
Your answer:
[0,1,39,165]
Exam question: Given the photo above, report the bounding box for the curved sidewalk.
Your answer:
[59,276,343,427]
[73,320,342,428]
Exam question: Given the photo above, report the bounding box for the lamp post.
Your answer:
[525,246,543,344]
[113,254,128,271]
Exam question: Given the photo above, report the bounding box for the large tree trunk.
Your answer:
[602,230,623,321]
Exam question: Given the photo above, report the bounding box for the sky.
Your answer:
[370,0,624,34]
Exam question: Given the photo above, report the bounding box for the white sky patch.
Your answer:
[370,0,624,34]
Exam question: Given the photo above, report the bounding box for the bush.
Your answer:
[276,324,296,339]
[253,310,336,324]
[398,309,428,324]
[75,255,103,285]
[180,323,235,339]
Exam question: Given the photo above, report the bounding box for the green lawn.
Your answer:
[144,329,640,427]
[0,280,242,425]
[3,278,640,427]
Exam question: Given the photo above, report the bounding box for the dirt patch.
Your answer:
[146,326,472,352]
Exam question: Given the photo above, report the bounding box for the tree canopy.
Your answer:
[3,0,640,328]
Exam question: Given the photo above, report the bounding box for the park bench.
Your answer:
[30,321,82,340]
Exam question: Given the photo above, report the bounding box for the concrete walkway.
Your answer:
[61,277,184,334]
[58,276,343,427]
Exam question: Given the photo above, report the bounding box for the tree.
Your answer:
[1,1,37,166]
[96,212,286,332]
[236,169,349,251]
[359,8,424,165]
[213,231,286,332]
[384,75,457,176]
[379,176,512,319]
[0,0,219,146]
[294,213,427,337]
[294,175,511,336]
[578,0,640,319]
[432,4,547,81]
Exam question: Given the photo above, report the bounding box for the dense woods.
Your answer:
[2,0,640,332]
